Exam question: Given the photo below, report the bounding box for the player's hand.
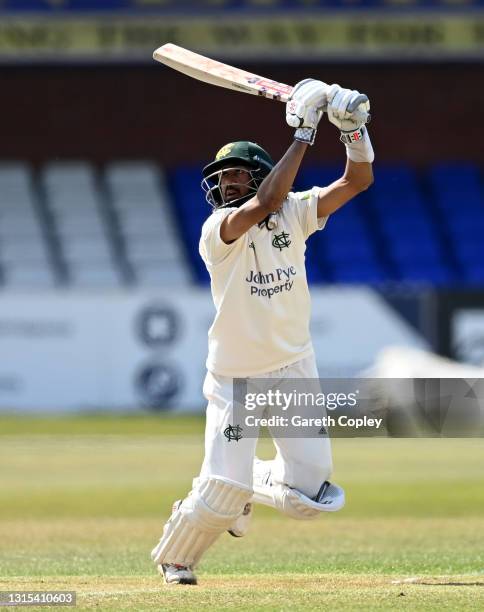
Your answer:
[286,79,328,145]
[326,84,370,133]
[286,79,328,129]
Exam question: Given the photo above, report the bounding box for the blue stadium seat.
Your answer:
[166,161,481,289]
[395,262,454,286]
[330,262,387,284]
[453,238,484,258]
[390,240,442,265]
[321,201,367,238]
[447,216,484,240]
[453,240,484,265]
[320,222,368,246]
[372,164,419,193]
[380,218,437,243]
[296,164,341,190]
[463,264,484,287]
[170,165,208,227]
[429,164,483,222]
[433,192,483,214]
[305,258,326,284]
[170,165,211,283]
[371,191,427,216]
[429,163,481,191]
[324,239,377,265]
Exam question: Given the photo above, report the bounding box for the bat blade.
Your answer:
[153,43,293,102]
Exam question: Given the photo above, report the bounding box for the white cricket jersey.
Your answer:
[199,187,327,377]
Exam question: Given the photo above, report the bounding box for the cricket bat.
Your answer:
[153,43,293,103]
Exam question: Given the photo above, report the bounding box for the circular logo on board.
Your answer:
[136,305,179,347]
[135,362,182,410]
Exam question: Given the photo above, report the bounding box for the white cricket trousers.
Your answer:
[199,354,333,499]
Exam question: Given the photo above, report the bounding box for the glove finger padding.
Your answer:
[305,106,323,129]
[337,89,357,117]
[290,78,317,100]
[287,81,327,124]
[289,78,328,107]
[326,83,342,104]
[287,78,329,146]
[329,107,368,132]
[327,84,370,131]
[286,102,321,130]
[286,79,328,124]
[297,81,327,108]
[286,98,307,127]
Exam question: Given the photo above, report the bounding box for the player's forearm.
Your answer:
[256,140,308,213]
[316,158,373,217]
[219,141,308,243]
[342,158,374,192]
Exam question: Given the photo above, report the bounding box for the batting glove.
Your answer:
[326,84,371,145]
[286,79,329,146]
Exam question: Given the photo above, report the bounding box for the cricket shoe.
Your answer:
[155,499,197,585]
[158,563,197,585]
[228,502,253,537]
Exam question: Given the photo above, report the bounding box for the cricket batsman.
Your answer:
[151,79,374,585]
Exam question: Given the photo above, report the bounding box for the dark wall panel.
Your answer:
[0,63,475,167]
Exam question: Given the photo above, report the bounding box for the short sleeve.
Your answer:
[199,208,239,267]
[286,187,328,240]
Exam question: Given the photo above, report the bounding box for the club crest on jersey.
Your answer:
[272,231,291,251]
[215,143,234,160]
[224,424,243,442]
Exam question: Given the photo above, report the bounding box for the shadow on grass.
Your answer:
[393,578,484,587]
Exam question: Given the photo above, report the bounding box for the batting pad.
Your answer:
[151,476,252,567]
[253,481,345,520]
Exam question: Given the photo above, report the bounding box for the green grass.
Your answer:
[0,415,483,610]
[0,413,204,436]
